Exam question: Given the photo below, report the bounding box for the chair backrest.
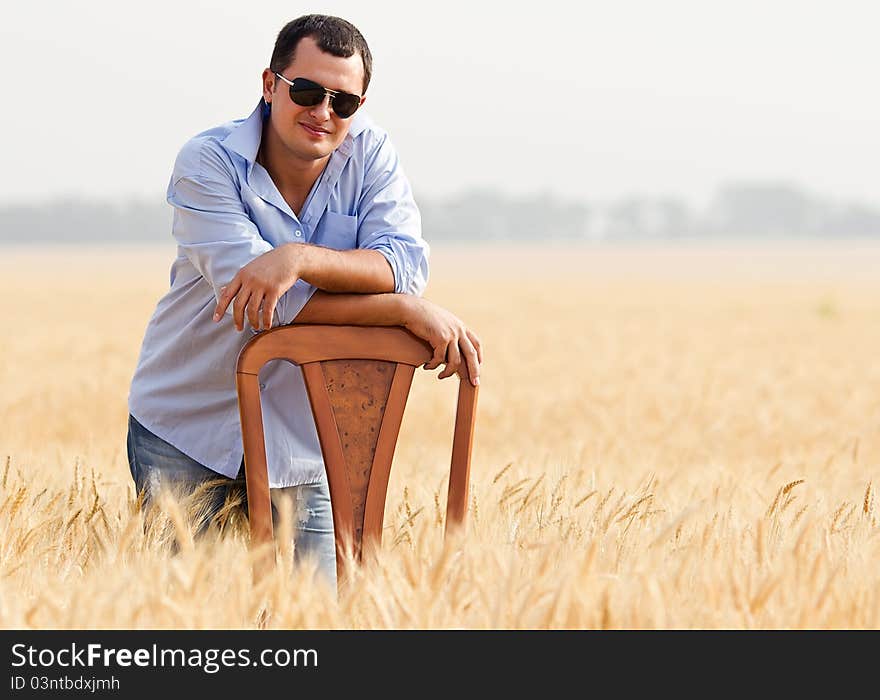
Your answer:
[235,324,479,588]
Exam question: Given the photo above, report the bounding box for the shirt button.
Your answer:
[259,383,266,390]
[295,230,302,237]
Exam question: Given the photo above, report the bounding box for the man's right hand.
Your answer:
[400,296,483,387]
[213,244,311,331]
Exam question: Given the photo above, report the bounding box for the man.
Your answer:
[127,15,482,589]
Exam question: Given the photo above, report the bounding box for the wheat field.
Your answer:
[1,242,879,629]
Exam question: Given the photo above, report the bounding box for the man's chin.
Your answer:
[291,137,336,159]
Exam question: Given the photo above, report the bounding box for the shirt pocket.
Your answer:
[313,211,358,250]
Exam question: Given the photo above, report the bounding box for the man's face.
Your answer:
[262,36,366,166]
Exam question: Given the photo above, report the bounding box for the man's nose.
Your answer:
[309,94,333,120]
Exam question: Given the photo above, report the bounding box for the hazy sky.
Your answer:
[3,0,878,206]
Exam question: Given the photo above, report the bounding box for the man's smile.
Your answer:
[300,122,330,137]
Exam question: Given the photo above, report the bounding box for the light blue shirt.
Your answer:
[128,99,429,487]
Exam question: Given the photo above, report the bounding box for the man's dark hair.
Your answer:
[270,15,373,95]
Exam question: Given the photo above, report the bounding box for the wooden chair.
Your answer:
[235,324,479,590]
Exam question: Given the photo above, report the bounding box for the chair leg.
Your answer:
[236,371,275,580]
[446,378,478,538]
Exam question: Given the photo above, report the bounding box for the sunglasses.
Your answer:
[274,72,362,119]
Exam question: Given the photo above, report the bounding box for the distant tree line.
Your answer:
[0,199,172,244]
[2,182,878,244]
[418,183,880,241]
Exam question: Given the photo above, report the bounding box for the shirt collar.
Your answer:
[220,98,369,166]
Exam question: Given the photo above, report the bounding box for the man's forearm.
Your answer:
[291,289,482,387]
[295,244,395,294]
[292,289,412,326]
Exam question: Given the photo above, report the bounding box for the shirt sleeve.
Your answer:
[356,132,430,296]
[167,144,315,328]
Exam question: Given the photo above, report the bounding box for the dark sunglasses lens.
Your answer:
[331,94,360,118]
[289,86,325,107]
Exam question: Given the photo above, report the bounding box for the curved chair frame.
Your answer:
[235,324,478,587]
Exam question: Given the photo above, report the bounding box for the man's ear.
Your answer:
[261,68,275,101]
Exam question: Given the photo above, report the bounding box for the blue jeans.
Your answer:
[126,414,337,590]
